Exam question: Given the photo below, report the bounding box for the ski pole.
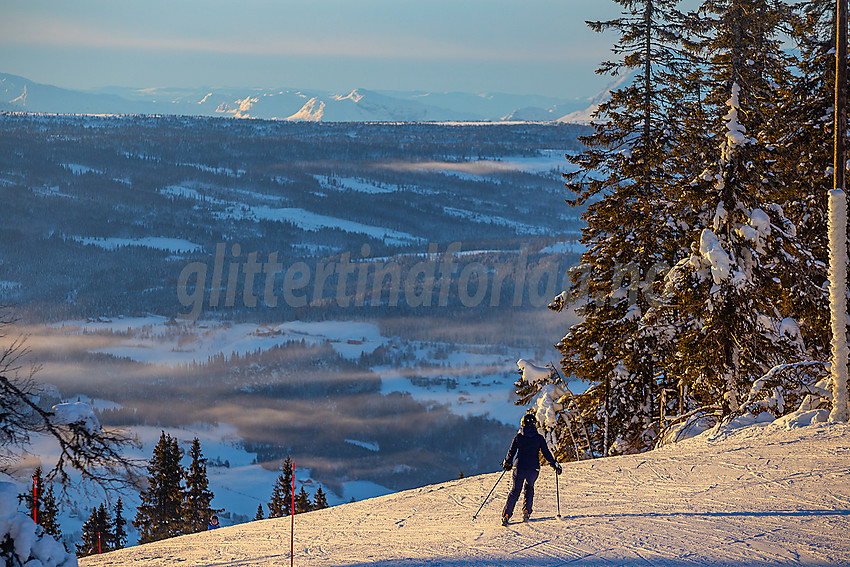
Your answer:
[555,467,561,518]
[472,469,507,521]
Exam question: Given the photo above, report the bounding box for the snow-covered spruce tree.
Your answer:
[543,0,692,457]
[182,437,216,534]
[658,0,811,425]
[134,431,185,543]
[254,504,265,521]
[267,456,293,518]
[514,360,587,461]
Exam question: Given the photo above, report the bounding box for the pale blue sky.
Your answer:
[0,0,619,98]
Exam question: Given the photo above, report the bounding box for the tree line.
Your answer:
[518,0,843,459]
[15,432,334,558]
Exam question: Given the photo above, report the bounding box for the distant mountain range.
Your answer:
[0,73,601,123]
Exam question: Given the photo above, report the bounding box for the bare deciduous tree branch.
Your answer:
[0,308,141,495]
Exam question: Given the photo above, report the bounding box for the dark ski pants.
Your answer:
[502,468,539,518]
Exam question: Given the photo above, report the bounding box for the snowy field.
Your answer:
[80,420,850,567]
[161,181,424,246]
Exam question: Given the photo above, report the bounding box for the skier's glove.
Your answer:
[502,459,512,471]
[553,462,562,475]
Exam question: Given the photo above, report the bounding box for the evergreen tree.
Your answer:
[40,484,62,539]
[134,431,185,543]
[772,0,836,361]
[76,508,95,557]
[544,0,693,457]
[521,0,831,452]
[182,437,215,534]
[267,456,293,518]
[254,504,265,521]
[658,0,810,420]
[76,504,111,557]
[313,486,329,510]
[21,467,62,539]
[113,498,127,550]
[295,486,312,514]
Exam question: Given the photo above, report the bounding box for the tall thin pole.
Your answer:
[32,475,38,524]
[831,0,850,422]
[291,462,295,567]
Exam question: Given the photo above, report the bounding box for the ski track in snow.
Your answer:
[80,423,850,567]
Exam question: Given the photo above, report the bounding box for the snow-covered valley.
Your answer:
[79,421,850,566]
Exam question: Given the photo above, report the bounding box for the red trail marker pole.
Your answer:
[291,462,295,567]
[32,475,38,524]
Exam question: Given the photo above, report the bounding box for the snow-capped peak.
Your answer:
[333,89,365,103]
[287,97,326,122]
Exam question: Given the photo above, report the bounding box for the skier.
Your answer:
[208,515,220,530]
[501,413,561,525]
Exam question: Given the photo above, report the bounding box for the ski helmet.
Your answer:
[521,413,537,427]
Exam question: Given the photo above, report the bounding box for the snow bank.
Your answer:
[0,482,77,567]
[775,408,829,429]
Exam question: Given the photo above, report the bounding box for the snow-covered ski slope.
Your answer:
[82,422,850,567]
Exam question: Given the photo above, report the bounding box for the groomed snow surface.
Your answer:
[81,421,850,567]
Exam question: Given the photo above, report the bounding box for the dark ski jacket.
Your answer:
[505,425,557,471]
